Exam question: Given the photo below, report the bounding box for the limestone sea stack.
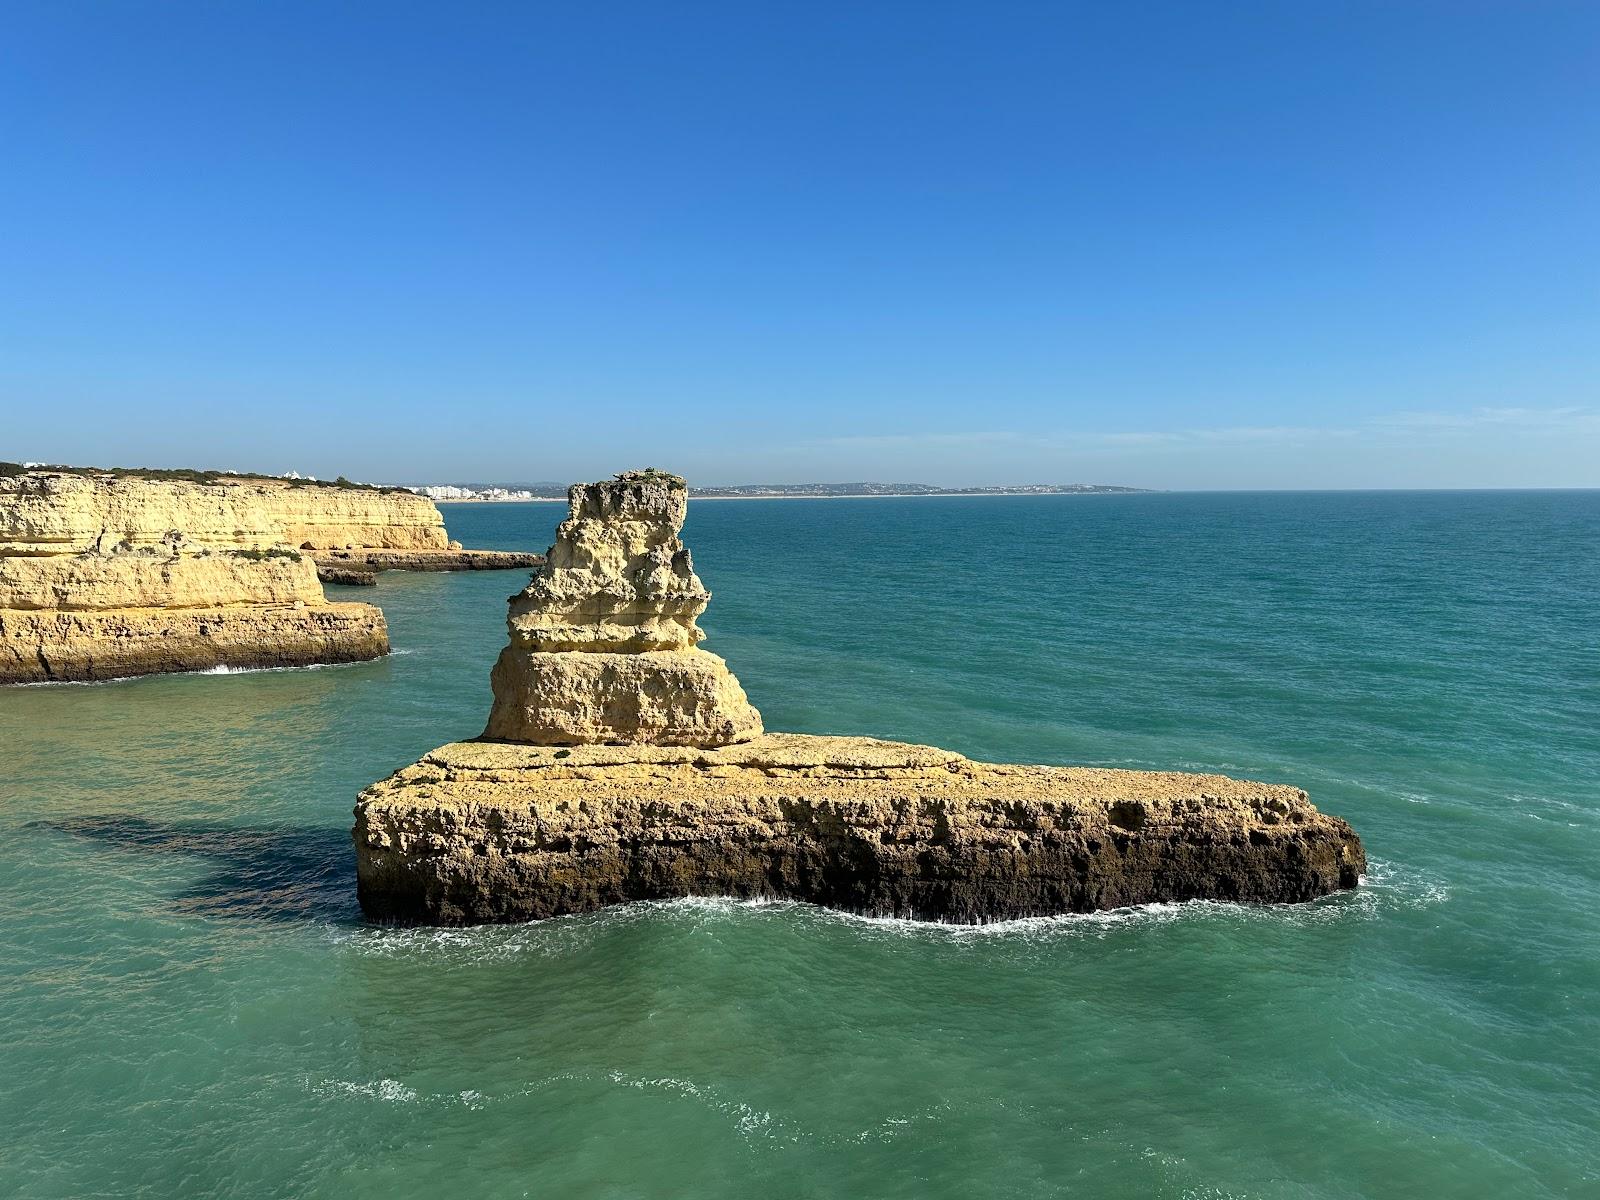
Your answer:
[354,470,1365,925]
[482,469,761,746]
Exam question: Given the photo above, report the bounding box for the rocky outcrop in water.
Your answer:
[0,464,557,681]
[314,562,379,587]
[481,469,761,745]
[0,472,388,683]
[312,548,543,582]
[354,470,1365,925]
[2,469,544,576]
[2,597,387,683]
[356,735,1364,924]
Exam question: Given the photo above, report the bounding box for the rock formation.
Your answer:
[1,472,387,683]
[481,469,761,745]
[311,547,542,582]
[312,562,379,587]
[357,736,1364,924]
[354,471,1365,925]
[0,470,449,555]
[0,467,544,584]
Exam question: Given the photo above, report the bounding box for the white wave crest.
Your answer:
[331,869,1449,963]
[311,1077,418,1103]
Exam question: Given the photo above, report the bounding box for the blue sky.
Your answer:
[3,2,1596,488]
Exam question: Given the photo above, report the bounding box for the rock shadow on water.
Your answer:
[43,814,355,923]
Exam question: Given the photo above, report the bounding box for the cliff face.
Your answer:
[2,603,387,684]
[0,472,392,683]
[354,470,1365,926]
[0,471,448,554]
[356,736,1366,925]
[0,548,324,610]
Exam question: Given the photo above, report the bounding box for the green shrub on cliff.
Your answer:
[615,467,687,487]
[0,462,408,492]
[225,547,304,562]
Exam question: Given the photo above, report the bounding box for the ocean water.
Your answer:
[2,492,1597,1199]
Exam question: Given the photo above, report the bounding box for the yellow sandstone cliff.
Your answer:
[0,471,391,683]
[0,470,449,554]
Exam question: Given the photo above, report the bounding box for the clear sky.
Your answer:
[3,2,1597,489]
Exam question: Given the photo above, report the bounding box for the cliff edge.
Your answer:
[1,471,388,683]
[1,469,449,554]
[0,467,543,585]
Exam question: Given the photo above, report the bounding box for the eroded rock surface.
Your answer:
[0,546,324,611]
[484,647,760,746]
[482,470,761,745]
[0,471,448,553]
[3,602,387,683]
[354,467,1366,925]
[313,548,543,578]
[0,471,391,682]
[355,735,1367,924]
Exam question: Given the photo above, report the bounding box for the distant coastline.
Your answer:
[424,482,1148,503]
[436,492,1143,503]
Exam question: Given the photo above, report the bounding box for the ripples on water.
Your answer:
[2,492,1597,1198]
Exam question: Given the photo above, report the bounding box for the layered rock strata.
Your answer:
[0,546,323,610]
[2,470,542,574]
[3,600,386,683]
[354,470,1365,925]
[1,470,448,554]
[355,735,1366,924]
[481,469,761,745]
[1,471,390,683]
[312,548,543,582]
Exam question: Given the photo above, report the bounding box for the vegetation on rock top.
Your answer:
[614,467,686,487]
[0,462,411,494]
[224,547,304,562]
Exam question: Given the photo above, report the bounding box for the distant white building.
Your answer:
[413,484,476,500]
[408,484,541,501]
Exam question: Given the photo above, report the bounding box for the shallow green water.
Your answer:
[2,493,1597,1198]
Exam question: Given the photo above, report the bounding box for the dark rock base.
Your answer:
[316,563,378,586]
[354,736,1365,926]
[313,549,543,577]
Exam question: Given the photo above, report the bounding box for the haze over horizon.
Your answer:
[4,3,1597,490]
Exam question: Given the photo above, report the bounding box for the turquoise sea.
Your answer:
[2,492,1597,1198]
